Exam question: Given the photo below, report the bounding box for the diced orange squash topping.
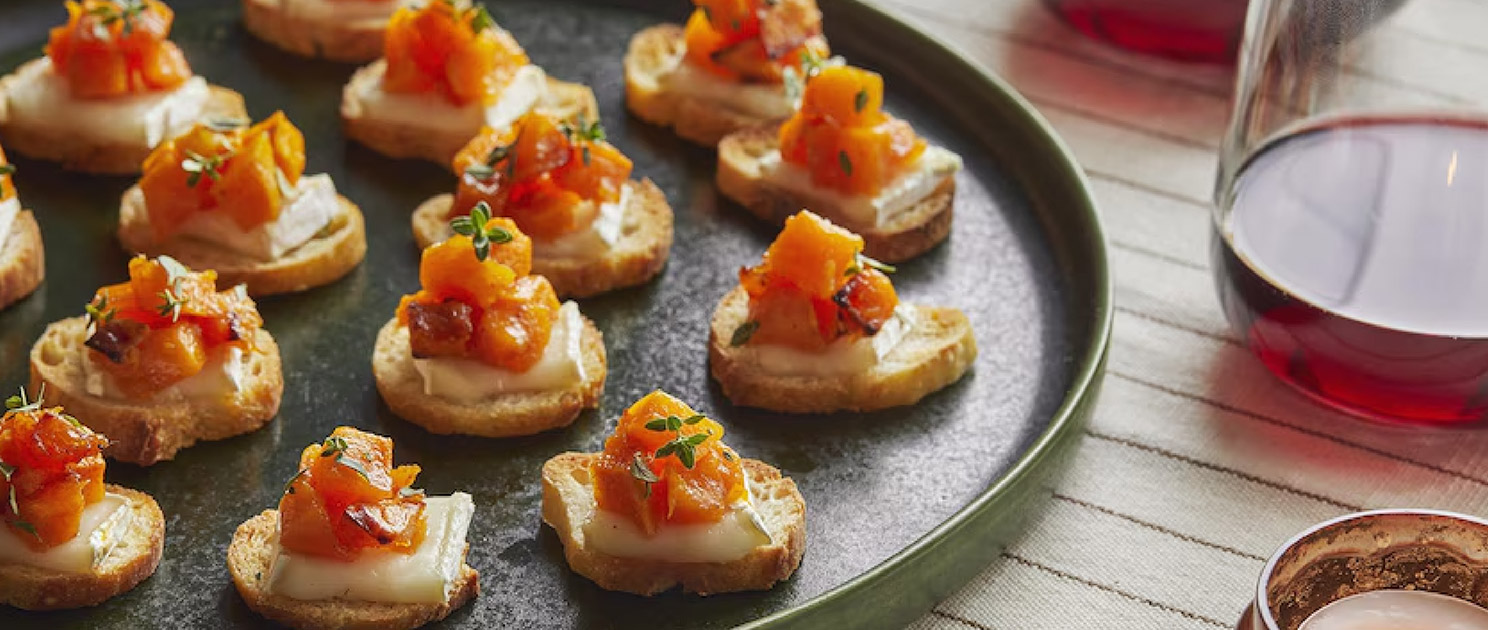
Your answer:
[450,113,632,241]
[592,391,747,535]
[0,145,15,203]
[779,65,926,196]
[683,0,829,82]
[0,401,110,551]
[278,427,427,562]
[138,112,307,240]
[396,217,559,372]
[45,0,192,99]
[383,0,531,107]
[85,256,265,398]
[737,211,899,350]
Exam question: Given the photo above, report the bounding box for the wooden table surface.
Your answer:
[865,1,1488,628]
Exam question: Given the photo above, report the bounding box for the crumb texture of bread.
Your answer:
[0,60,248,174]
[541,453,806,596]
[0,485,165,611]
[411,179,674,298]
[371,317,606,437]
[28,317,285,466]
[708,286,977,413]
[228,510,479,630]
[117,185,369,297]
[0,210,45,311]
[242,0,391,63]
[717,125,956,263]
[342,60,600,166]
[624,24,786,147]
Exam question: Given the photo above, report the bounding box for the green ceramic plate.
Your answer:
[0,1,1110,627]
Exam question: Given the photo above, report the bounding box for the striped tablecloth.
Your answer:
[867,1,1488,628]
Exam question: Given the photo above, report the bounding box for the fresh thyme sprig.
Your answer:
[0,164,15,177]
[85,295,117,327]
[85,0,148,39]
[844,252,896,277]
[730,320,760,347]
[181,150,231,188]
[464,144,511,181]
[449,202,515,262]
[646,414,711,468]
[560,115,607,167]
[152,256,192,323]
[319,435,370,480]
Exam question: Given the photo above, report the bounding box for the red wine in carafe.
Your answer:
[1215,119,1488,424]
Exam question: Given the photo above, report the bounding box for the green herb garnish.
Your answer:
[0,164,15,177]
[469,2,496,31]
[320,436,371,481]
[181,150,230,188]
[838,150,853,176]
[561,115,607,167]
[730,320,760,347]
[85,0,147,39]
[85,295,117,327]
[644,414,712,469]
[845,252,895,277]
[450,202,515,262]
[854,89,868,113]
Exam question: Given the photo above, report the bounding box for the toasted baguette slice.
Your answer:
[541,452,805,596]
[718,125,957,263]
[625,24,790,147]
[708,286,976,413]
[228,509,479,630]
[372,317,606,437]
[117,185,368,297]
[242,0,396,63]
[29,317,284,466]
[342,60,600,166]
[0,60,247,175]
[411,180,674,298]
[0,485,165,611]
[0,210,44,311]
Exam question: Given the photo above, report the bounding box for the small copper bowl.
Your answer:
[1237,509,1488,630]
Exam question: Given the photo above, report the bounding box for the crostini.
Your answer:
[709,211,976,413]
[0,391,165,610]
[0,146,44,312]
[625,0,829,146]
[542,390,805,595]
[342,0,599,166]
[719,64,964,262]
[0,0,248,174]
[28,255,285,465]
[412,112,674,298]
[376,208,606,437]
[228,427,478,630]
[117,112,368,296]
[243,0,414,63]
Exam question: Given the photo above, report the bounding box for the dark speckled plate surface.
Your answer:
[0,1,1110,628]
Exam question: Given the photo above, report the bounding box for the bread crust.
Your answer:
[342,60,600,167]
[0,59,248,175]
[411,179,674,298]
[242,0,393,63]
[0,210,45,312]
[708,286,977,413]
[228,509,479,630]
[718,125,956,263]
[117,185,369,297]
[28,317,285,466]
[0,485,165,611]
[541,453,806,596]
[624,24,788,147]
[372,317,607,438]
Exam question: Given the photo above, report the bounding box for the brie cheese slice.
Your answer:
[0,197,18,246]
[744,305,916,376]
[538,183,631,259]
[4,59,211,148]
[760,145,963,228]
[83,344,248,402]
[267,493,474,604]
[171,173,340,262]
[413,301,586,399]
[663,57,795,121]
[584,483,773,563]
[0,493,135,573]
[356,63,547,135]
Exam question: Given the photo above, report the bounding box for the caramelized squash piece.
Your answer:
[738,211,899,350]
[591,391,747,536]
[278,427,427,561]
[0,402,110,551]
[383,0,531,106]
[683,0,828,82]
[45,0,192,99]
[0,145,15,202]
[779,65,927,196]
[450,113,633,241]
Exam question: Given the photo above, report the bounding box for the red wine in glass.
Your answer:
[1043,0,1248,63]
[1214,118,1488,425]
